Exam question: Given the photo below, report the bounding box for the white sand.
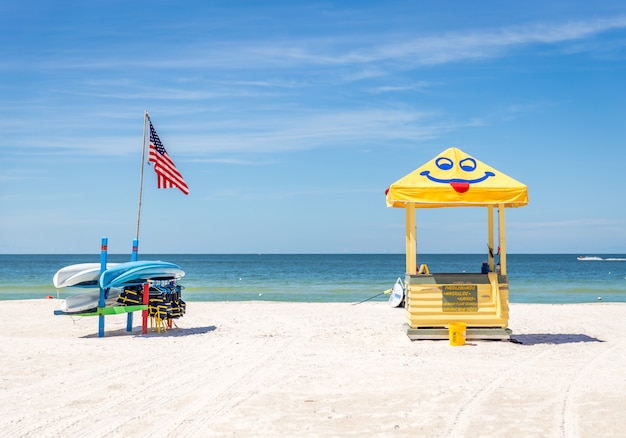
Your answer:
[1,300,624,437]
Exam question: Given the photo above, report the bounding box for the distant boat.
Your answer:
[578,256,626,261]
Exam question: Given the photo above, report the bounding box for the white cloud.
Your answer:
[8,16,626,74]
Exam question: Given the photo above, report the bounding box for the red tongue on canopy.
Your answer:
[450,182,470,193]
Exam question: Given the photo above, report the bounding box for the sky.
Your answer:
[1,1,626,254]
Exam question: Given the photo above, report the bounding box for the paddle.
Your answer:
[352,288,392,305]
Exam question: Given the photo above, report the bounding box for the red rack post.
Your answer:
[142,282,149,334]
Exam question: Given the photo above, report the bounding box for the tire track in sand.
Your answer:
[170,334,297,437]
[447,339,624,438]
[76,333,241,437]
[446,348,552,438]
[559,339,625,438]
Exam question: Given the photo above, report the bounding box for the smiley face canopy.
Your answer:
[385,147,528,208]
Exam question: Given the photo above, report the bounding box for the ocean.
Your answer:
[1,254,625,304]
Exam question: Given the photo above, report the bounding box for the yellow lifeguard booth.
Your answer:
[385,147,528,340]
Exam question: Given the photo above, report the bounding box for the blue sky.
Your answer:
[1,1,626,254]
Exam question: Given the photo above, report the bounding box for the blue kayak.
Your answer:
[99,261,185,289]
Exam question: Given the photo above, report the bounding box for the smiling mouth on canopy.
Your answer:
[420,170,495,193]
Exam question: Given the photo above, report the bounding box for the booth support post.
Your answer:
[488,205,495,272]
[498,205,507,275]
[405,203,417,275]
[98,237,108,338]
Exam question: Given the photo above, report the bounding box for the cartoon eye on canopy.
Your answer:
[385,147,528,208]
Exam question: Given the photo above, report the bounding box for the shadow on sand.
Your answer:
[82,325,217,339]
[510,333,603,345]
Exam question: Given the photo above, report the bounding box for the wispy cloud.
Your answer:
[6,107,478,156]
[366,81,434,94]
[187,16,626,70]
[3,15,625,159]
[203,186,379,202]
[168,108,479,154]
[9,16,626,74]
[186,157,277,165]
[363,17,626,68]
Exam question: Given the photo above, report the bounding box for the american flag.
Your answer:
[148,121,189,195]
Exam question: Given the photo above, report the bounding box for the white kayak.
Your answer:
[53,263,119,288]
[59,288,122,313]
[388,277,405,308]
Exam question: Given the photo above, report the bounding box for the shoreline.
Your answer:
[1,300,625,437]
[1,293,625,305]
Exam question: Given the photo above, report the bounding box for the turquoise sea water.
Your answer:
[1,254,625,304]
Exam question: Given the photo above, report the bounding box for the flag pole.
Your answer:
[129,111,148,334]
[135,110,150,243]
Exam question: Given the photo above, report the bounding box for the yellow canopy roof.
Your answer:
[386,147,528,208]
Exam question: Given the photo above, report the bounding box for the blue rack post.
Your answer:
[98,237,108,338]
[131,239,138,262]
[127,239,139,331]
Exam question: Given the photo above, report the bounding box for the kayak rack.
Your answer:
[54,237,184,338]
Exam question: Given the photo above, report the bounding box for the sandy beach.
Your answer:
[1,300,624,437]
